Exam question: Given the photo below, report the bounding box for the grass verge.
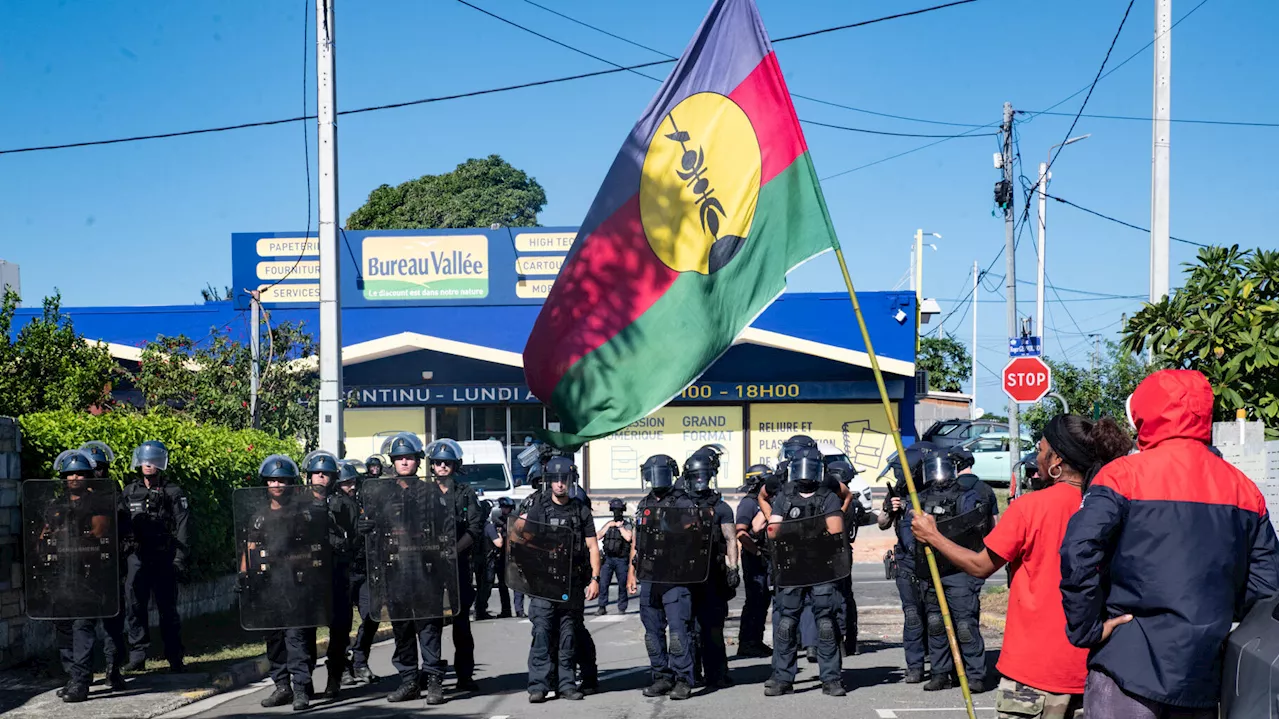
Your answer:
[980,584,1009,631]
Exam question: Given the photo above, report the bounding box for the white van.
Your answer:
[455,439,533,502]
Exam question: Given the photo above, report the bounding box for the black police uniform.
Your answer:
[321,485,358,689]
[521,491,595,695]
[885,471,929,678]
[735,494,771,653]
[347,481,380,682]
[691,490,735,686]
[768,485,843,688]
[473,513,497,619]
[253,497,324,701]
[636,488,698,688]
[912,477,991,686]
[388,475,483,689]
[490,507,514,617]
[597,510,632,613]
[121,476,190,668]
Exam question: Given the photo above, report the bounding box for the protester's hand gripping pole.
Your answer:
[832,245,977,719]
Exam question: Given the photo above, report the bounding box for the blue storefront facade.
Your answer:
[11,228,919,491]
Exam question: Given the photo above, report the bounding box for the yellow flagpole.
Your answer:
[831,245,977,719]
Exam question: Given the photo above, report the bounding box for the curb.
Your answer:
[204,625,398,696]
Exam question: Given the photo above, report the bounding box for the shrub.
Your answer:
[18,409,301,579]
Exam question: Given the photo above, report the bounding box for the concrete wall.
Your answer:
[1214,421,1279,534]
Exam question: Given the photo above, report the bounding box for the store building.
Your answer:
[12,227,919,491]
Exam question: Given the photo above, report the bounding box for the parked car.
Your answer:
[921,419,1008,449]
[959,432,1035,486]
[455,439,533,502]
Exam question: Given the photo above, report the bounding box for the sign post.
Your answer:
[1002,356,1052,404]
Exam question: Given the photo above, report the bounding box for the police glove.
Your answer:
[357,517,376,534]
[725,566,740,590]
[234,573,248,594]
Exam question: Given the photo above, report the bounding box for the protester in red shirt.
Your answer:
[913,414,1131,719]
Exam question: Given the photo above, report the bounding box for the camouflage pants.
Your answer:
[996,677,1083,719]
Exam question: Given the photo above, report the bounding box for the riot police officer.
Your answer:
[877,442,938,684]
[914,455,991,692]
[121,440,189,672]
[628,454,701,700]
[827,460,861,656]
[734,464,775,658]
[302,450,357,699]
[364,455,384,479]
[595,498,633,615]
[474,499,497,621]
[490,497,516,618]
[684,447,739,689]
[763,447,847,697]
[512,464,545,618]
[45,449,128,702]
[335,460,379,687]
[516,457,602,703]
[384,436,483,704]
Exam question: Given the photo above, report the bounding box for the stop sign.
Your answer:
[1002,356,1052,403]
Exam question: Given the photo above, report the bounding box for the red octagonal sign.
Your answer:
[1002,356,1052,403]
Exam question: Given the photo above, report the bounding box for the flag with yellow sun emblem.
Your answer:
[524,0,836,450]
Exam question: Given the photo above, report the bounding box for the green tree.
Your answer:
[132,317,320,447]
[1020,341,1151,439]
[200,283,232,303]
[0,289,118,417]
[346,155,547,230]
[917,334,972,392]
[1122,245,1279,432]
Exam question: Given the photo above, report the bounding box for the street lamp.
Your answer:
[1036,134,1091,346]
[913,229,943,352]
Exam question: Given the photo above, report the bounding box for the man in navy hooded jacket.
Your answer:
[1060,369,1278,715]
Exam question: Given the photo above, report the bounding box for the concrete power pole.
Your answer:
[316,0,344,455]
[1001,102,1020,479]
[1036,162,1048,342]
[1150,0,1172,303]
[971,260,979,420]
[250,293,261,430]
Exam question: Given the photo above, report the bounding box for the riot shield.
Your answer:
[234,485,333,630]
[361,478,460,621]
[770,512,852,588]
[914,506,990,579]
[505,515,576,602]
[23,479,121,620]
[634,505,712,584]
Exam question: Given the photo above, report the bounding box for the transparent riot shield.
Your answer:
[770,512,852,588]
[634,505,712,584]
[914,506,990,579]
[505,515,576,602]
[23,479,120,620]
[234,485,333,630]
[361,478,460,621]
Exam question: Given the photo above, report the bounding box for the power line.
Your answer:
[0,0,985,156]
[1039,190,1209,247]
[798,119,991,139]
[1022,110,1276,128]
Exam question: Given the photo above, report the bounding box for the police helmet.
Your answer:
[883,441,942,484]
[787,446,825,486]
[641,454,679,492]
[79,441,115,471]
[55,449,97,477]
[131,440,170,472]
[365,455,385,476]
[526,463,544,489]
[497,496,517,509]
[480,499,494,517]
[258,454,301,484]
[302,450,341,476]
[696,444,725,471]
[543,456,579,486]
[425,440,463,463]
[336,460,362,485]
[778,434,817,462]
[608,498,626,512]
[738,463,773,492]
[381,432,425,460]
[948,447,976,472]
[922,455,957,485]
[682,451,718,493]
[825,459,858,485]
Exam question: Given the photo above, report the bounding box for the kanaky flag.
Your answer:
[524,0,836,450]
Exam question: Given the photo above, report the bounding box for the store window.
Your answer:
[436,407,472,441]
[472,406,507,443]
[510,405,545,485]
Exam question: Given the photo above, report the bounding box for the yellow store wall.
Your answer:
[586,406,744,491]
[343,407,428,460]
[749,402,897,477]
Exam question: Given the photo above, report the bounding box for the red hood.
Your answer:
[1129,369,1214,450]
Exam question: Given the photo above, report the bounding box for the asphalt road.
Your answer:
[168,563,1007,719]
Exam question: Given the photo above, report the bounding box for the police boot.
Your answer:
[55,681,70,698]
[386,677,419,703]
[642,676,674,697]
[712,673,735,689]
[967,677,989,693]
[61,682,90,704]
[669,680,692,700]
[735,641,772,659]
[292,683,310,711]
[528,689,547,704]
[322,670,342,699]
[924,673,955,691]
[560,686,585,700]
[455,676,480,693]
[423,675,445,705]
[261,683,294,708]
[903,667,925,684]
[340,664,357,687]
[763,678,793,696]
[122,658,146,672]
[353,666,378,685]
[595,606,607,616]
[822,680,847,697]
[579,677,599,696]
[106,664,127,691]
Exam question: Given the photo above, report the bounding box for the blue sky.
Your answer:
[1,0,1276,412]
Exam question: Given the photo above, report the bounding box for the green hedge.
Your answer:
[19,410,301,580]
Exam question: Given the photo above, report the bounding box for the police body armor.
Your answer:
[125,484,178,555]
[769,485,851,588]
[913,482,992,579]
[361,478,461,621]
[234,485,333,630]
[601,521,630,559]
[23,479,121,620]
[505,492,580,602]
[634,492,713,584]
[693,492,730,581]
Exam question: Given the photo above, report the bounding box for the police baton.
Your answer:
[831,244,977,719]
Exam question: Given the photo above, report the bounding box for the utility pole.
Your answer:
[316,0,344,455]
[1150,0,1172,303]
[250,291,261,430]
[1000,102,1020,479]
[913,228,923,355]
[970,260,978,420]
[1036,161,1048,343]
